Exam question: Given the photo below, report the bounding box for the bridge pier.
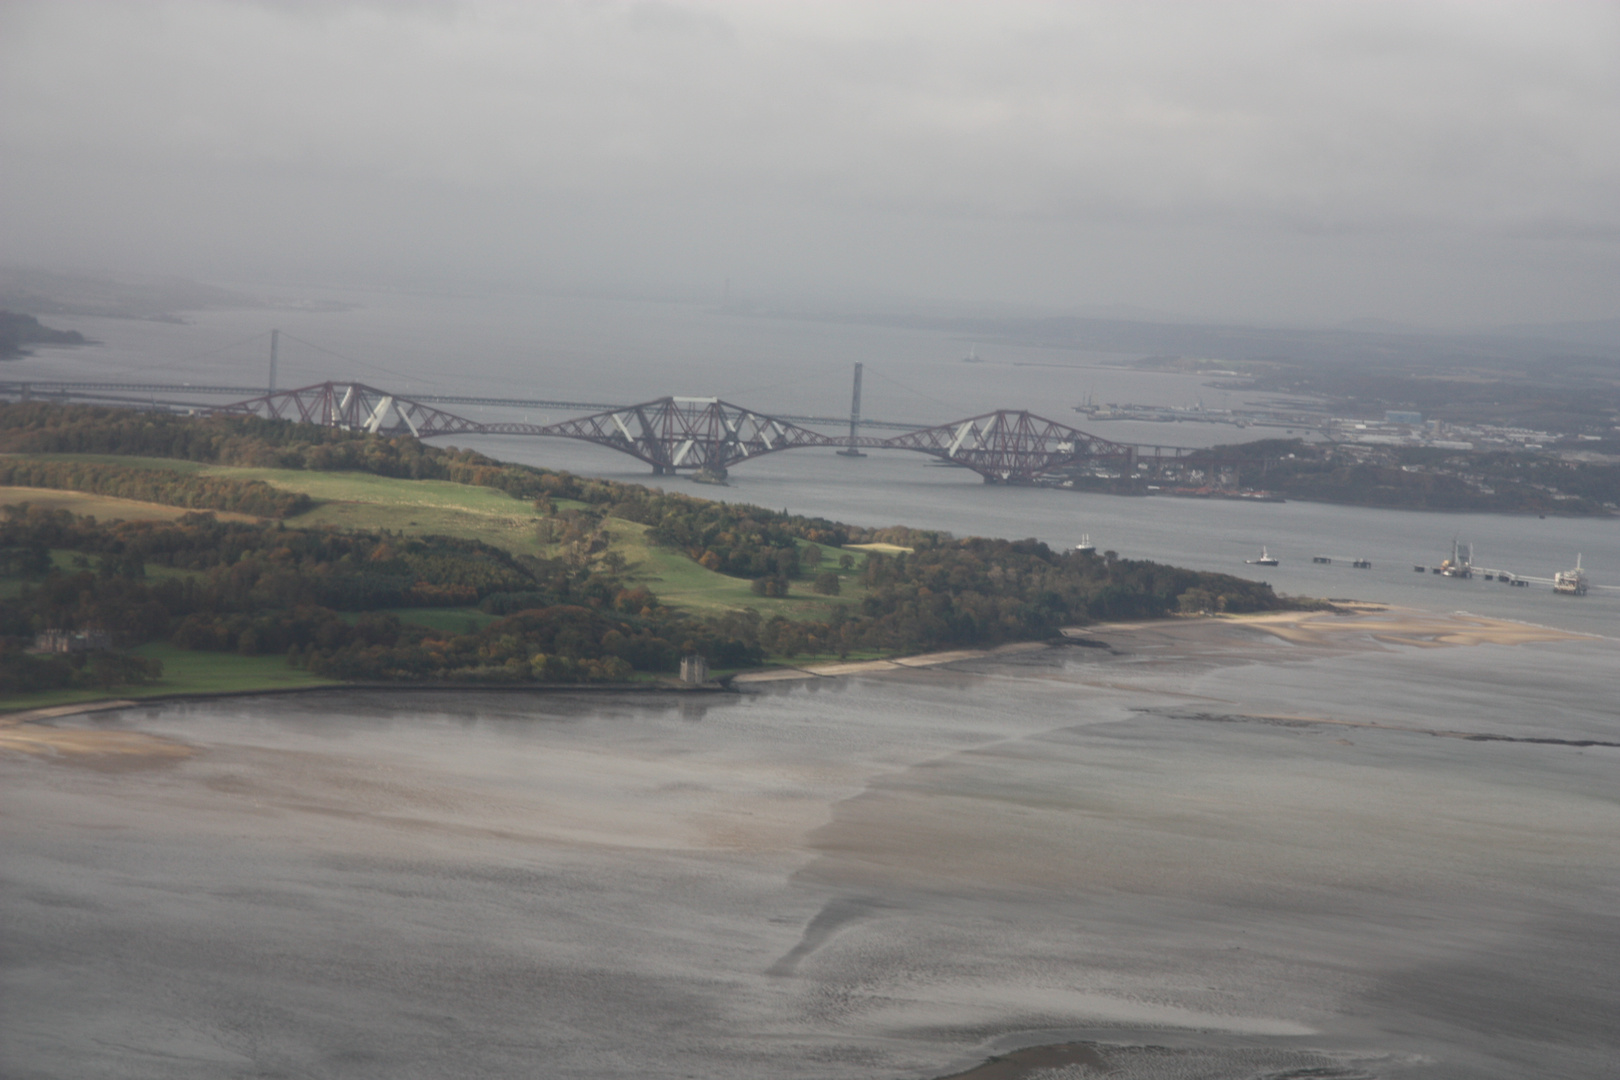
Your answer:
[836,361,867,458]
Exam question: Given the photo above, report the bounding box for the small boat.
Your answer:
[1352,558,1371,569]
[1247,546,1279,566]
[963,345,983,363]
[1074,533,1096,554]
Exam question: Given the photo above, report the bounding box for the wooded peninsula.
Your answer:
[1,402,1292,708]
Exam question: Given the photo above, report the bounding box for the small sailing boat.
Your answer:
[1074,534,1096,554]
[1247,546,1279,566]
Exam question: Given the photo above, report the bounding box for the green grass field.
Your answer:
[208,464,876,621]
[0,642,340,713]
[2,454,887,706]
[3,455,551,554]
[4,463,872,622]
[603,517,868,621]
[3,457,876,622]
[0,485,259,524]
[4,453,211,473]
[205,465,555,555]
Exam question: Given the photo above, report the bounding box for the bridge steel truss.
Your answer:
[195,381,1163,484]
[215,382,488,439]
[517,397,855,476]
[884,410,1133,483]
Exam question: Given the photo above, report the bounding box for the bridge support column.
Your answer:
[836,361,867,458]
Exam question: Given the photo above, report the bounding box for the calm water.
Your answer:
[4,289,1618,1078]
[4,624,1618,1079]
[14,288,1254,429]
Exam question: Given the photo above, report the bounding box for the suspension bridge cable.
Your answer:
[725,369,830,400]
[275,334,528,397]
[53,330,274,379]
[862,367,960,414]
[276,333,445,388]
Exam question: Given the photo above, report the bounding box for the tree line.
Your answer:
[1185,438,1615,515]
[0,647,162,696]
[0,401,563,497]
[0,504,762,688]
[0,458,311,518]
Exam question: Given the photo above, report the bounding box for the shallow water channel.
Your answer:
[4,616,1618,1079]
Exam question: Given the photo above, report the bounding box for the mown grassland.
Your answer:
[5,453,212,473]
[2,451,887,708]
[602,516,868,621]
[1,454,873,625]
[215,463,872,618]
[0,485,257,523]
[0,642,340,712]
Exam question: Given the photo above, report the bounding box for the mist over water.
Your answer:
[17,288,1254,427]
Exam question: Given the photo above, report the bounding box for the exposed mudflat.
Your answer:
[3,611,1617,1079]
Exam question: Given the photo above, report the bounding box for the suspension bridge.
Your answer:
[0,375,1224,485]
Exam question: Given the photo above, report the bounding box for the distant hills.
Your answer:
[0,311,89,360]
[1497,318,1620,353]
[762,307,1620,376]
[0,267,254,324]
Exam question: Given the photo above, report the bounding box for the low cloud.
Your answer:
[2,1,1616,323]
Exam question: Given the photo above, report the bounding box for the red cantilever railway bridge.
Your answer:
[209,381,1182,484]
[0,377,1220,484]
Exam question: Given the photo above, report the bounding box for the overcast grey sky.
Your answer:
[2,1,1617,325]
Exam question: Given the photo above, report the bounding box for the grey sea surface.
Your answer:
[3,620,1618,1078]
[9,288,1252,433]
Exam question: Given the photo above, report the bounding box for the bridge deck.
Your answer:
[2,378,1224,483]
